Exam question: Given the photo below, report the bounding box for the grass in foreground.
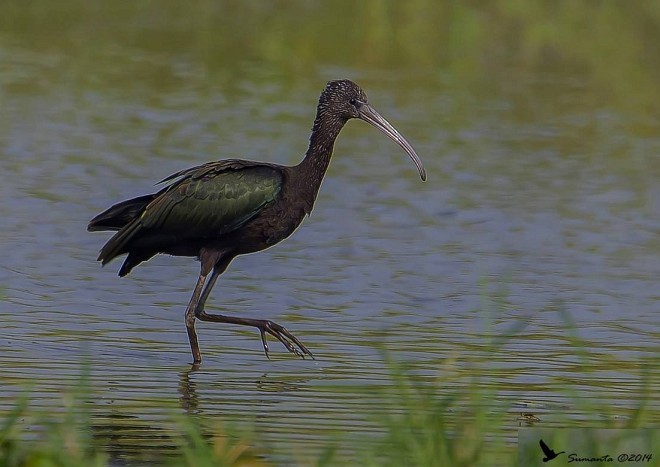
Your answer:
[0,368,505,467]
[2,356,654,467]
[1,306,656,467]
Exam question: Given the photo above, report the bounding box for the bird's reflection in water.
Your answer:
[179,364,201,415]
[178,363,311,416]
[254,375,306,393]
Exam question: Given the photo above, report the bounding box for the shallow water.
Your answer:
[1,1,659,464]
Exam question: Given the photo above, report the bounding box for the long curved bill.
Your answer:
[358,104,427,181]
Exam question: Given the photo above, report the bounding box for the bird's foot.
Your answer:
[194,309,314,360]
[256,320,314,360]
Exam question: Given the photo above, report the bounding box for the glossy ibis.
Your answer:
[88,79,426,364]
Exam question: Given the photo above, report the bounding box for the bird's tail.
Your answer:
[96,218,143,267]
[87,194,156,232]
[89,194,156,274]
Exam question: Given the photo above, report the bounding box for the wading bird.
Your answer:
[88,79,426,364]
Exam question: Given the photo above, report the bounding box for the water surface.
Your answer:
[1,1,658,464]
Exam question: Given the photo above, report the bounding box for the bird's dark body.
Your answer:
[89,161,312,276]
[89,79,425,364]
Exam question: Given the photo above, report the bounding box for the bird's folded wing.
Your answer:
[142,164,283,237]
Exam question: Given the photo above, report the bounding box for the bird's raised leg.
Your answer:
[193,261,314,360]
[197,309,314,360]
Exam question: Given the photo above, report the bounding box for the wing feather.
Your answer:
[143,166,282,236]
[97,162,283,265]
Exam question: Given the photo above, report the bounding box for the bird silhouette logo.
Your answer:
[539,439,565,462]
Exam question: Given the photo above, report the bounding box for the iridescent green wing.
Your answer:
[141,161,283,238]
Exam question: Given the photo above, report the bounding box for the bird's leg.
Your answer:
[185,250,228,364]
[193,264,314,360]
[196,310,314,360]
[184,271,208,364]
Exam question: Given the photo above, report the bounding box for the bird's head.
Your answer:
[317,79,426,181]
[319,79,369,120]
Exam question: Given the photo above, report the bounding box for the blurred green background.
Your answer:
[2,0,659,110]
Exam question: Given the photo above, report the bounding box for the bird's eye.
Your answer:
[349,98,359,107]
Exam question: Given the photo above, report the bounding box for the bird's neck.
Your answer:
[294,114,347,206]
